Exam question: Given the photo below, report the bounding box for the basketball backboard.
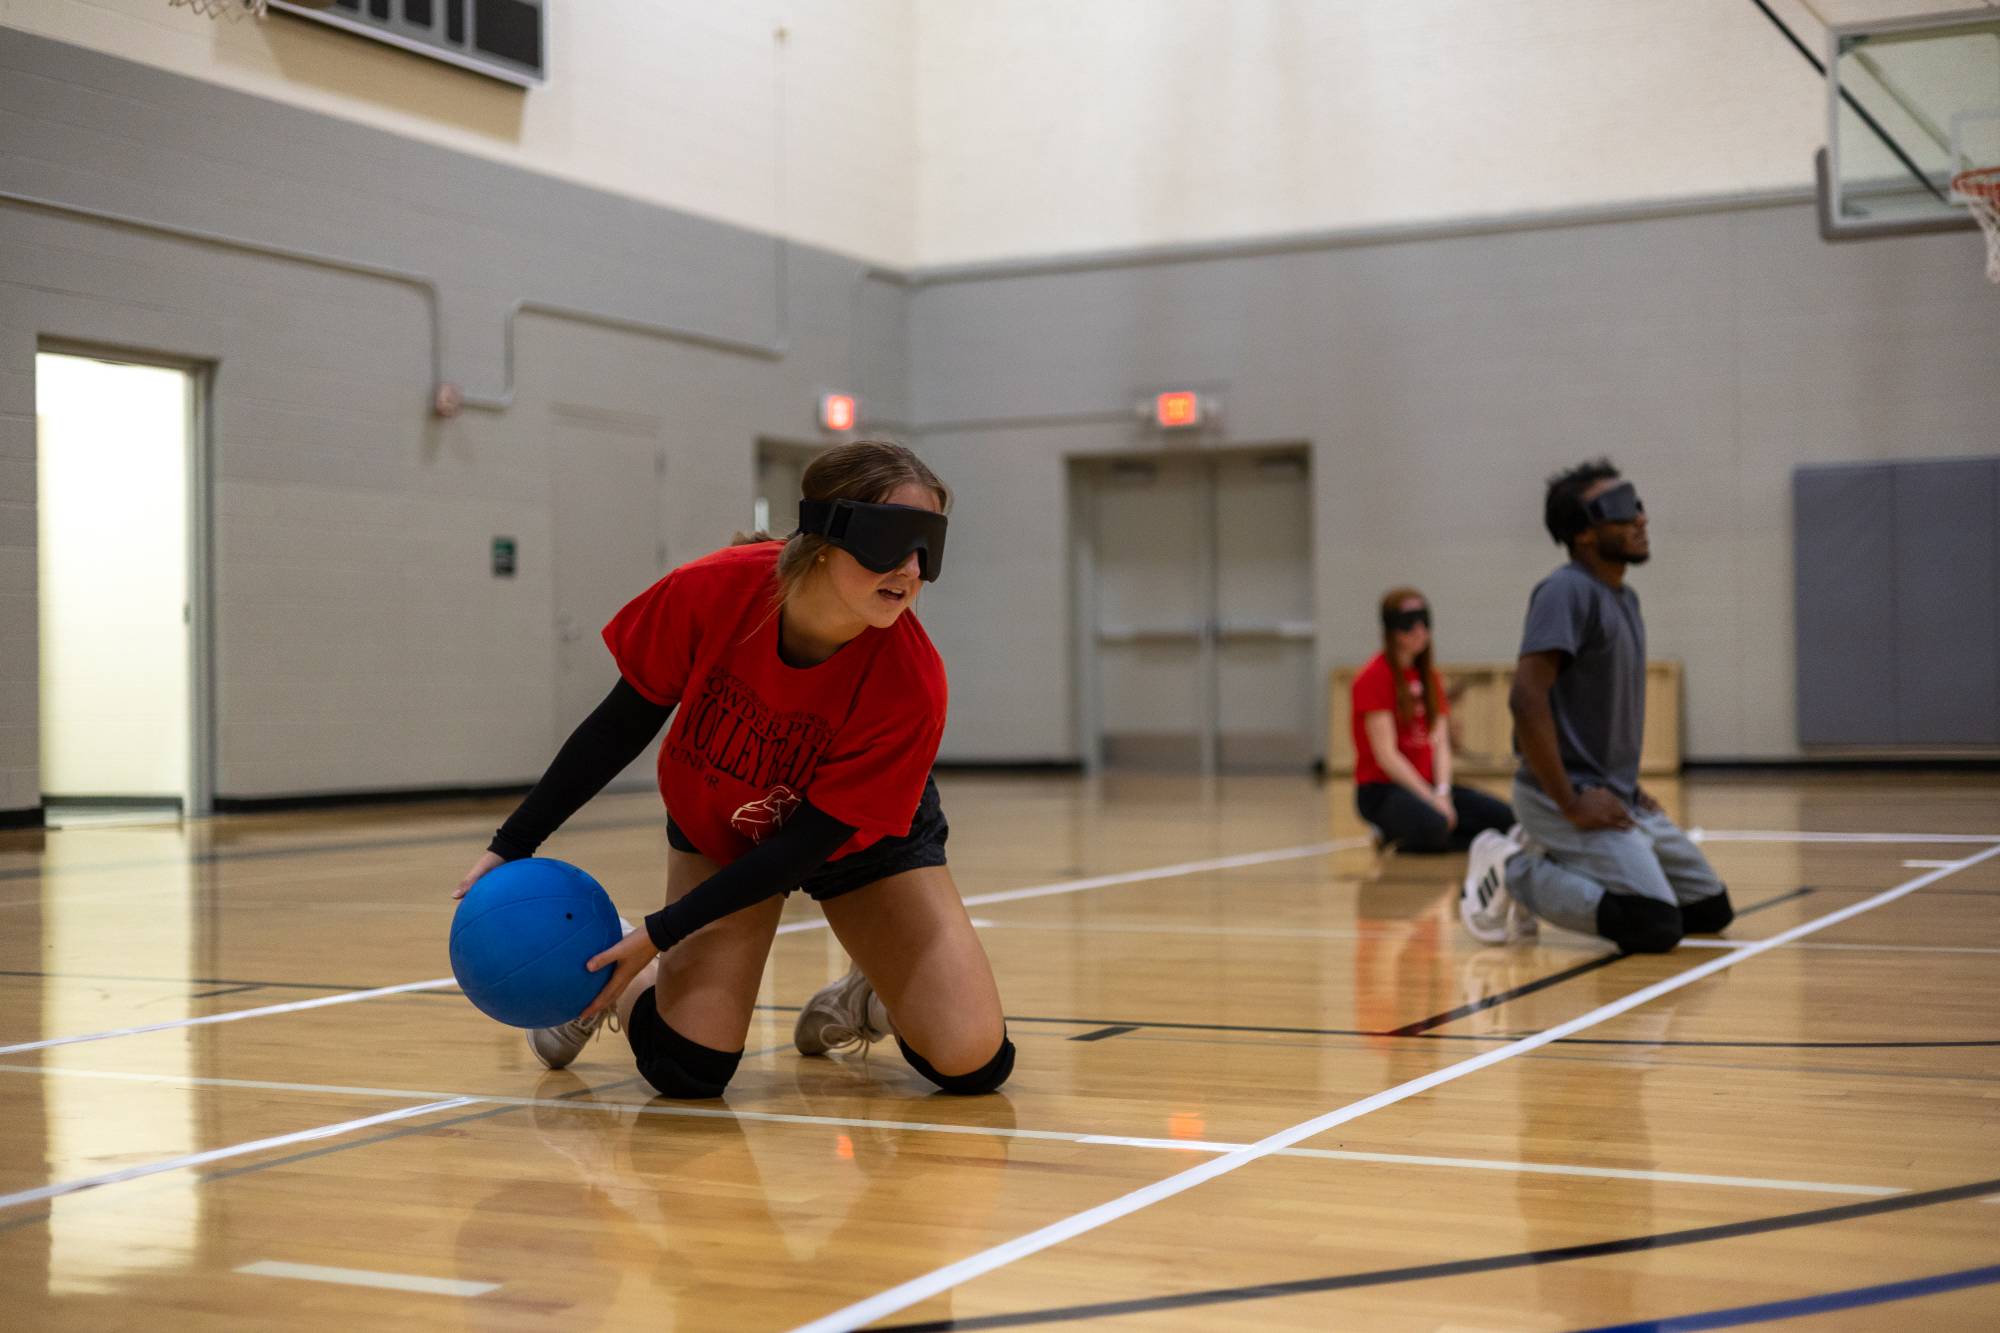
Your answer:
[1820,6,2000,237]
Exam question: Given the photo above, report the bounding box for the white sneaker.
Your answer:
[528,1010,621,1070]
[1461,829,1532,945]
[526,916,633,1070]
[794,966,891,1056]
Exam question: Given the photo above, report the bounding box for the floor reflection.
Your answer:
[39,825,199,1296]
[451,1067,1017,1326]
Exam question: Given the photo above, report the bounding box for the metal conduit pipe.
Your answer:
[0,189,826,415]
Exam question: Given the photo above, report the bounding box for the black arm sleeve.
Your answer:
[488,678,673,861]
[644,801,856,951]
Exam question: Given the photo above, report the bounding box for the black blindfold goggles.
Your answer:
[1584,481,1644,525]
[796,500,948,582]
[1383,606,1431,632]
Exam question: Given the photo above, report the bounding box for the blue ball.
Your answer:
[449,858,623,1029]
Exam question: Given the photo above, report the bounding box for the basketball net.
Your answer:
[1952,167,2000,284]
[168,0,267,19]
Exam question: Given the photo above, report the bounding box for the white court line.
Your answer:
[0,1097,474,1212]
[773,838,1367,935]
[237,1260,497,1298]
[1689,828,2000,845]
[782,841,2000,1333]
[2,842,1364,1051]
[0,1064,1903,1203]
[0,977,459,1056]
[1903,859,1960,869]
[4,827,1983,1050]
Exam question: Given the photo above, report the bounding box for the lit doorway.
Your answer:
[35,349,210,824]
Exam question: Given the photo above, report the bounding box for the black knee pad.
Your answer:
[1680,891,1735,935]
[1596,895,1683,954]
[625,988,742,1099]
[898,1033,1015,1095]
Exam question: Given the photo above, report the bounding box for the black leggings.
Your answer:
[1356,783,1515,854]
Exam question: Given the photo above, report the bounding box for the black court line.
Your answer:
[1384,952,1626,1037]
[807,1007,2000,1051]
[0,969,1975,1053]
[186,984,264,1000]
[1068,1025,1140,1042]
[0,812,668,884]
[2,983,1978,1052]
[1735,886,1815,917]
[867,1175,2000,1331]
[753,1005,2000,1052]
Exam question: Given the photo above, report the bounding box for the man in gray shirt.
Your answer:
[1460,459,1733,952]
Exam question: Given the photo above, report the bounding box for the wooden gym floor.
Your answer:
[1,770,1996,1331]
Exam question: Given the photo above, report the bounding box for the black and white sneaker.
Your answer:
[1460,829,1534,944]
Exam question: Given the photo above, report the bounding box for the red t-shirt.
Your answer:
[1350,652,1447,787]
[602,542,947,865]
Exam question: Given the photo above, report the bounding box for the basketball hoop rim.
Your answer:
[1951,166,2000,202]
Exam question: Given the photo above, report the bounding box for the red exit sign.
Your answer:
[819,392,857,433]
[1153,390,1204,430]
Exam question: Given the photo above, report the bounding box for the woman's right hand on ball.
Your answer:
[454,851,506,900]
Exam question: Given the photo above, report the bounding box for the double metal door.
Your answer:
[1077,449,1315,774]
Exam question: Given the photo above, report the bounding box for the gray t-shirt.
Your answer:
[1514,561,1646,802]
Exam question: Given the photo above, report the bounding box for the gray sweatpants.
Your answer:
[1505,779,1728,937]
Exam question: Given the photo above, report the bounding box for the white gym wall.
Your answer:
[914,0,1835,265]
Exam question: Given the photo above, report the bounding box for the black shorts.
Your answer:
[665,774,949,903]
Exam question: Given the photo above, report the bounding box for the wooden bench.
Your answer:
[1327,660,1682,777]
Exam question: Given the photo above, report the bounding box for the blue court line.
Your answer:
[1571,1262,2000,1332]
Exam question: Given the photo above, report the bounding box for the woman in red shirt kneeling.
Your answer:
[1352,587,1514,854]
[457,441,1010,1100]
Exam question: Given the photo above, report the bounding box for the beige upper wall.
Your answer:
[913,0,1981,266]
[2,0,919,266]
